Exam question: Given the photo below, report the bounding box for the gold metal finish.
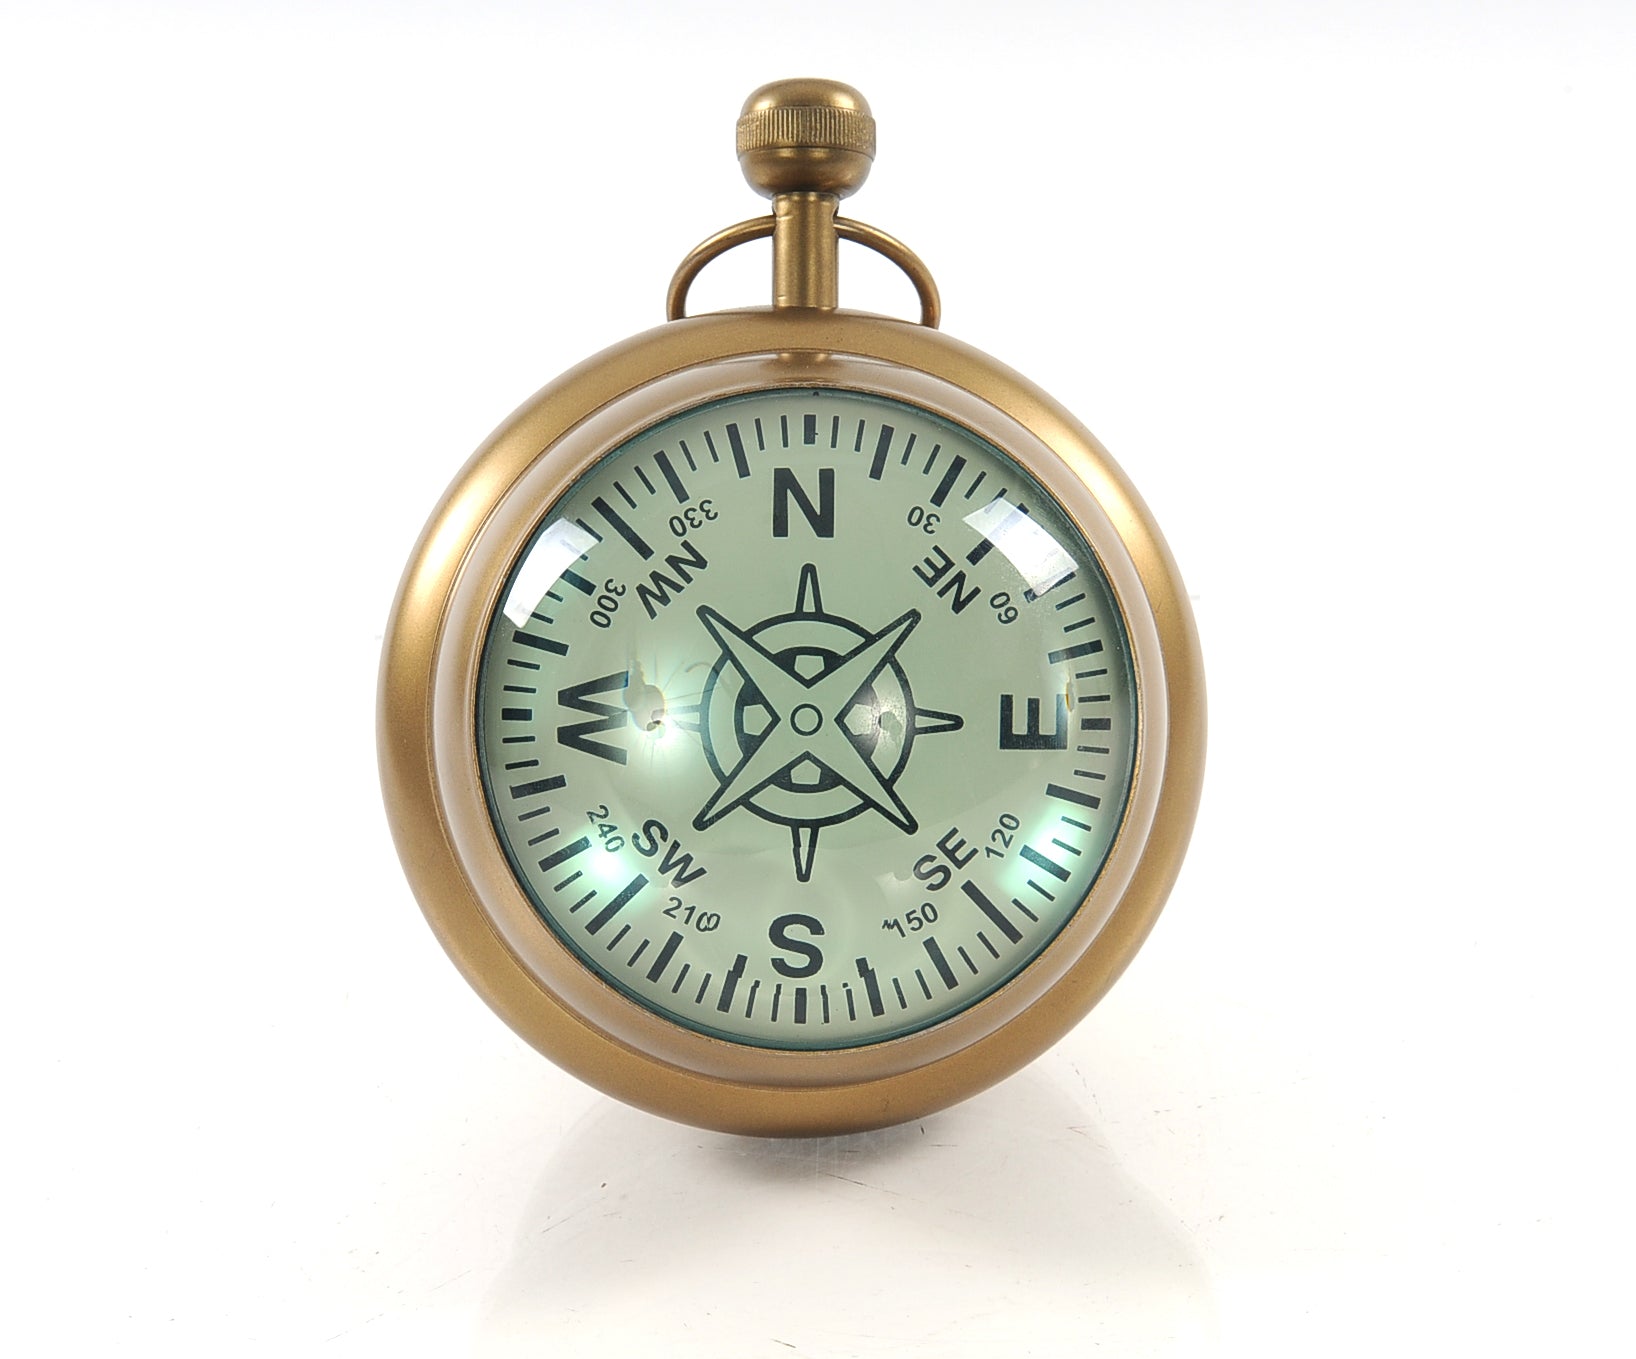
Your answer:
[665,217,772,320]
[378,308,1206,1137]
[667,217,941,327]
[662,77,941,328]
[834,218,941,327]
[738,80,870,317]
[772,192,838,310]
[736,79,875,200]
[378,78,1204,1136]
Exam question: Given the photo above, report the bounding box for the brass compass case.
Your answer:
[378,81,1205,1136]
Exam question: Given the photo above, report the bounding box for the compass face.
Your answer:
[475,388,1137,1049]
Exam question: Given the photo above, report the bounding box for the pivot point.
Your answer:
[790,703,823,735]
[737,78,875,199]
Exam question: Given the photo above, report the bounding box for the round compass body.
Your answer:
[379,81,1205,1135]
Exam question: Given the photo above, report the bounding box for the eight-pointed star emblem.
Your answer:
[692,564,963,882]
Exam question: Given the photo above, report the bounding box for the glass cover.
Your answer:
[477,388,1136,1048]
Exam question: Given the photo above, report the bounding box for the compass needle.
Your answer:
[382,78,1204,1136]
[795,562,824,616]
[693,716,803,830]
[693,571,938,852]
[791,825,820,883]
[696,604,806,713]
[812,609,921,716]
[911,707,963,736]
[806,720,917,833]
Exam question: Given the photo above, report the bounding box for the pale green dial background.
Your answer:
[477,388,1136,1049]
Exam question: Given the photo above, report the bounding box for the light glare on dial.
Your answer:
[503,519,600,627]
[962,500,1076,598]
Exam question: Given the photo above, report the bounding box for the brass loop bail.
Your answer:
[666,217,941,328]
[665,79,941,329]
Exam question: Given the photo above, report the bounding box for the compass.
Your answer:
[379,79,1205,1135]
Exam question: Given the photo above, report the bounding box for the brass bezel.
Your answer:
[379,307,1205,1136]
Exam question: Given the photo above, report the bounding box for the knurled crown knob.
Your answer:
[737,78,875,199]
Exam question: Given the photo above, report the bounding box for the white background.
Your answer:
[4,2,1633,1355]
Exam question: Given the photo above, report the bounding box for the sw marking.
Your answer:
[630,819,710,886]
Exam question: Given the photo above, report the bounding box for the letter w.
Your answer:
[659,840,708,886]
[557,671,629,764]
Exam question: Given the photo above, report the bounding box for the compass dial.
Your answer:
[476,387,1137,1049]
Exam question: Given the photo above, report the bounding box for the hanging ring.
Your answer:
[666,216,942,329]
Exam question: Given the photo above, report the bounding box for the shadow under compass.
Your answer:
[476,1064,1214,1356]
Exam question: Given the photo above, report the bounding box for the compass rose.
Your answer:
[693,564,964,882]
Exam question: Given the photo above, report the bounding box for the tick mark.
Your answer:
[654,450,689,503]
[1047,639,1104,665]
[726,423,750,478]
[869,425,893,480]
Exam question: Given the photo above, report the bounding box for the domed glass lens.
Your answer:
[476,387,1136,1049]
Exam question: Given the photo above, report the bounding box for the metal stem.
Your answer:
[771,192,839,311]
